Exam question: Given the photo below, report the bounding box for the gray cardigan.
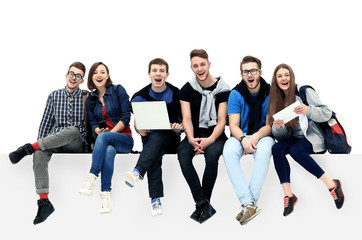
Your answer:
[272,84,332,153]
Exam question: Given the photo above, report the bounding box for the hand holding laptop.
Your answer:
[170,123,184,132]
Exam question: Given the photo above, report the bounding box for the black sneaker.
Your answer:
[198,201,216,224]
[9,143,34,164]
[190,199,205,223]
[190,208,201,222]
[329,179,344,209]
[283,194,298,216]
[33,199,55,225]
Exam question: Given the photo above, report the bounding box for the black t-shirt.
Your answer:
[179,79,230,138]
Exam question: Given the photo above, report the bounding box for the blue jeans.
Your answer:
[272,137,325,184]
[90,132,133,191]
[223,136,274,206]
[135,130,180,199]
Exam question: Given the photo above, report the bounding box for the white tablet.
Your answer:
[273,101,301,123]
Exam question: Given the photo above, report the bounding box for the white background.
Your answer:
[0,0,360,153]
[0,0,361,239]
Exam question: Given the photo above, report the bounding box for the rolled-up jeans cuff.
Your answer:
[38,138,46,151]
[36,188,49,194]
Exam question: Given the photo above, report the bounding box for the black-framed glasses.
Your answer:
[241,68,260,76]
[67,71,83,80]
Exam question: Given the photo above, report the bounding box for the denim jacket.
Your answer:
[86,84,131,133]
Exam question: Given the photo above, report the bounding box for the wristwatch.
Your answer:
[239,136,246,143]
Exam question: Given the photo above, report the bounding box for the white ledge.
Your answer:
[1,153,359,239]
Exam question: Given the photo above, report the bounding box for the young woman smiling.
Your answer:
[267,63,344,216]
[79,62,133,214]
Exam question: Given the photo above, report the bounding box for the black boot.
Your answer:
[33,199,55,225]
[198,199,216,224]
[9,143,34,164]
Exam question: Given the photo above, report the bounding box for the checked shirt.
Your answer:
[37,87,86,146]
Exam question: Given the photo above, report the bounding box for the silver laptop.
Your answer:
[131,101,184,130]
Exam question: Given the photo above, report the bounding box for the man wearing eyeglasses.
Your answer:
[222,56,274,225]
[9,62,87,225]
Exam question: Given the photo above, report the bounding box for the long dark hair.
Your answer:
[267,63,297,128]
[87,62,113,91]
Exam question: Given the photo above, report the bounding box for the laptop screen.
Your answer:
[131,101,171,130]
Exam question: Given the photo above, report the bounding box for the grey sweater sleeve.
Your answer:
[272,124,291,141]
[305,88,332,123]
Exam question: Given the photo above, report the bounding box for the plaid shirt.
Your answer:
[37,87,86,147]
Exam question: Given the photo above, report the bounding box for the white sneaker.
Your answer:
[100,191,112,214]
[125,169,140,187]
[151,198,163,217]
[79,173,97,196]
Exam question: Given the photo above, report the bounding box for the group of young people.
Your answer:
[9,49,345,226]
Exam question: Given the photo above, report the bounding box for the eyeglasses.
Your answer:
[67,71,83,80]
[241,68,260,76]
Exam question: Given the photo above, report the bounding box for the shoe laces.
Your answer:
[284,196,290,208]
[330,187,340,200]
[83,175,95,190]
[100,192,111,208]
[151,199,161,210]
[244,205,257,214]
[133,171,140,180]
[130,170,142,182]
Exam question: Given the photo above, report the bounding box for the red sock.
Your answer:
[39,193,48,199]
[32,142,40,151]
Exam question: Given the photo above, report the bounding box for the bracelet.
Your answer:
[239,136,246,144]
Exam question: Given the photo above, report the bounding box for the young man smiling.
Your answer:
[125,58,182,217]
[9,62,87,225]
[177,49,231,224]
[222,56,274,225]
